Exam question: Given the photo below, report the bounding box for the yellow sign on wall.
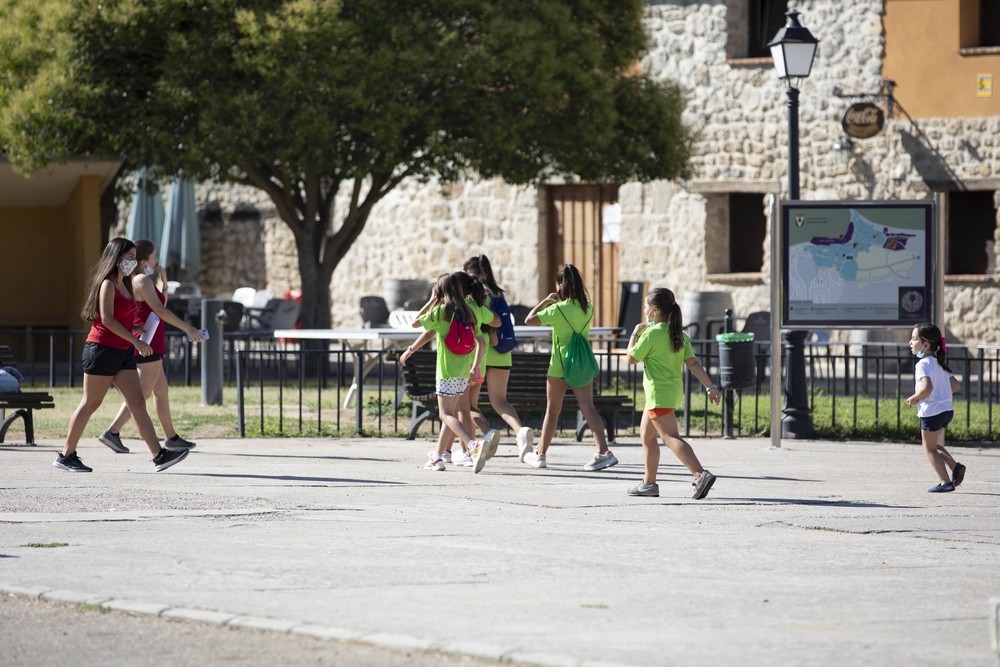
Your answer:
[978,74,993,98]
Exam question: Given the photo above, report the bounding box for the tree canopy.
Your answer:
[0,0,694,327]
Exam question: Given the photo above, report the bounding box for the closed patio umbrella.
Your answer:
[125,167,164,244]
[161,177,201,281]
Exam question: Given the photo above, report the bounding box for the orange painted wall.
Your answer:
[0,175,103,329]
[884,0,1000,118]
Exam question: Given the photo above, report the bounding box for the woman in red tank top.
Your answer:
[100,239,201,454]
[54,237,201,474]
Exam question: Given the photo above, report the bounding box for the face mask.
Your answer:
[119,259,138,275]
[144,265,155,276]
[915,350,926,359]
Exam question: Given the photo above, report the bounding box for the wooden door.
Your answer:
[546,185,620,327]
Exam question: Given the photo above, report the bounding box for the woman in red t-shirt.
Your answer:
[54,238,202,473]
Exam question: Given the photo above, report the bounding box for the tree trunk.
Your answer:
[294,233,332,330]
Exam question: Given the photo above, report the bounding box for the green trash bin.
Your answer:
[716,332,756,390]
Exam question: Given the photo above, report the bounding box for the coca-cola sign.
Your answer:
[840,102,884,139]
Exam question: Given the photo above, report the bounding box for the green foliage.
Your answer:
[21,542,69,548]
[0,0,694,328]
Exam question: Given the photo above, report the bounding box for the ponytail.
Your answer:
[464,254,503,295]
[916,323,952,373]
[647,287,684,352]
[555,264,591,314]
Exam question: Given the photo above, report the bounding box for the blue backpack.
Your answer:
[490,292,517,354]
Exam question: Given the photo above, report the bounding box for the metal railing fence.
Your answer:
[3,327,997,441]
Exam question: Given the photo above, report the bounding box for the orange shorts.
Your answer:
[646,407,676,419]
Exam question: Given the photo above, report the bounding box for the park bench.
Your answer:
[0,345,55,445]
[391,348,632,444]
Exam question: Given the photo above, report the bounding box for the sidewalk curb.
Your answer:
[0,583,632,667]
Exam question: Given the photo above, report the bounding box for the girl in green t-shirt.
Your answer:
[627,287,721,499]
[400,273,498,473]
[464,254,534,462]
[523,264,614,471]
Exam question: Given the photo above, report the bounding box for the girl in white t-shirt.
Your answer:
[905,323,964,493]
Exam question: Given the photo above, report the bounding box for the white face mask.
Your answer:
[119,258,138,275]
[144,265,155,276]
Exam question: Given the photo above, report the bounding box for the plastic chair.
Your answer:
[173,282,202,298]
[508,304,531,326]
[741,311,771,342]
[360,296,391,328]
[247,299,301,332]
[219,301,245,333]
[388,310,418,329]
[231,287,257,308]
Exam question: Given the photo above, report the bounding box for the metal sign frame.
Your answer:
[780,200,935,327]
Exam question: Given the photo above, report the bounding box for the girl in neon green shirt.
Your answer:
[627,287,721,499]
[523,264,614,472]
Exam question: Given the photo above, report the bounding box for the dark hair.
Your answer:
[454,271,486,307]
[647,288,684,352]
[455,271,491,332]
[915,323,952,373]
[464,254,503,295]
[431,272,474,324]
[135,239,156,263]
[81,237,136,321]
[555,264,590,314]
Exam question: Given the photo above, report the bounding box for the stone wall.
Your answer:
[124,0,1000,344]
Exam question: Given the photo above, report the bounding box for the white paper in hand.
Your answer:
[139,312,160,344]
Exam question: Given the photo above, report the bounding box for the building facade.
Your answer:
[180,0,1000,344]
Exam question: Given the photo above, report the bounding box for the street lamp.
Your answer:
[768,9,819,200]
[768,9,819,441]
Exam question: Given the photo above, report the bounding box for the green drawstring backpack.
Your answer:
[558,309,599,387]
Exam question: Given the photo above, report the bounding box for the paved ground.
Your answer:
[2,435,999,667]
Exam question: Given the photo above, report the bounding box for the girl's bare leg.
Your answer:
[113,370,162,455]
[437,395,474,446]
[63,374,115,455]
[922,428,951,483]
[485,368,523,431]
[651,411,704,476]
[538,377,568,456]
[570,383,608,452]
[639,411,660,485]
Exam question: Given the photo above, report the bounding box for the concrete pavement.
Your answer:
[2,435,999,666]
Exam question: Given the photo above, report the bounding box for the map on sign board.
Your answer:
[783,202,933,327]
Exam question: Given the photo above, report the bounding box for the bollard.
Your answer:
[781,329,814,438]
[722,309,735,440]
[201,299,224,406]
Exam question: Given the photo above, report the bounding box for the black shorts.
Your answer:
[82,342,138,376]
[920,410,953,432]
[136,353,163,365]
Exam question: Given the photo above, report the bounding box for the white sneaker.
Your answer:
[583,451,619,472]
[524,451,547,469]
[441,451,453,464]
[482,429,501,460]
[424,452,445,471]
[469,439,487,474]
[453,450,474,467]
[516,427,533,462]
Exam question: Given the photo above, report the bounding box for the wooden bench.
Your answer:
[0,345,55,445]
[391,349,632,443]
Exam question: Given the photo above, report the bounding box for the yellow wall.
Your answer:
[885,0,1000,118]
[0,174,103,329]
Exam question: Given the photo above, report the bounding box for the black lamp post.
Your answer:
[769,9,819,439]
[768,9,819,200]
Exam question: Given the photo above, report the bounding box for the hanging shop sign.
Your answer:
[840,102,885,139]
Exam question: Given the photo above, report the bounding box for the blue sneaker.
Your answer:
[928,481,955,493]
